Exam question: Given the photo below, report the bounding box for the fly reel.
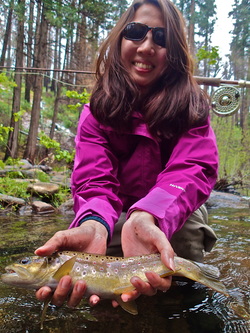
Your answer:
[211,85,241,116]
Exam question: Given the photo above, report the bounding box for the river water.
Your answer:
[0,208,249,333]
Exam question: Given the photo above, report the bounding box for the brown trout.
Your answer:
[1,251,229,320]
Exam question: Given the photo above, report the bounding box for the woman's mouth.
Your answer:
[134,62,153,70]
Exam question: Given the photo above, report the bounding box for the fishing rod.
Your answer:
[1,66,249,116]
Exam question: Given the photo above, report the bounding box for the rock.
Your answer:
[20,169,48,179]
[58,199,74,215]
[19,205,34,216]
[27,182,60,196]
[32,201,56,214]
[207,191,250,209]
[18,159,33,169]
[0,194,26,206]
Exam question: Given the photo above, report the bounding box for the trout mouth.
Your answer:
[1,265,33,285]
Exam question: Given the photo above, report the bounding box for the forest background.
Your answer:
[0,0,249,197]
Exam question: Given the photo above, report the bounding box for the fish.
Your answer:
[1,251,229,327]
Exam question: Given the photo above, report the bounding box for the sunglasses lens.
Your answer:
[153,28,166,47]
[123,23,166,47]
[123,23,148,41]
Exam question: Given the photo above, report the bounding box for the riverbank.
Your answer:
[0,159,249,216]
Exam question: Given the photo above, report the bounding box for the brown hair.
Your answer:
[90,0,209,138]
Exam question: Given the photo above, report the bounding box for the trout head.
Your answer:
[1,253,70,289]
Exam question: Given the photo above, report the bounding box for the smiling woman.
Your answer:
[120,4,167,91]
[34,0,219,315]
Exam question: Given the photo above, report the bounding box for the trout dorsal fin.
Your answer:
[52,256,77,280]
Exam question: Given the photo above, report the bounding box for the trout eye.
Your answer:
[19,257,31,265]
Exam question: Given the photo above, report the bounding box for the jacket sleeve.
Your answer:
[69,105,122,237]
[127,117,218,240]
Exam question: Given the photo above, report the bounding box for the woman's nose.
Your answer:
[137,32,155,55]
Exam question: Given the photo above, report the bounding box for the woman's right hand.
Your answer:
[35,220,108,308]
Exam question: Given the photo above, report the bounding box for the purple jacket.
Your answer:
[69,104,218,240]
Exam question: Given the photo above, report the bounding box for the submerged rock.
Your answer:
[206,191,250,209]
[32,201,56,214]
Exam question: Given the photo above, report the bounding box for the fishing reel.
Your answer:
[211,85,241,117]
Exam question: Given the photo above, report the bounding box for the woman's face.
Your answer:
[121,4,167,92]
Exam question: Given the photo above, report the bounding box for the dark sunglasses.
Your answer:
[122,22,166,48]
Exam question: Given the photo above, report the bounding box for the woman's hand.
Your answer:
[35,220,108,308]
[119,210,175,303]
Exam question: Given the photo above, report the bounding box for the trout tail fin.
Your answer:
[186,261,229,296]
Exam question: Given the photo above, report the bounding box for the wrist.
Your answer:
[79,215,111,242]
[129,210,157,224]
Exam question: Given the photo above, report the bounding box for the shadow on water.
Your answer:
[0,208,249,333]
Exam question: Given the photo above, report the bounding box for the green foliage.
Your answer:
[0,177,30,200]
[0,124,13,142]
[39,132,75,164]
[211,116,250,185]
[0,72,17,91]
[13,109,26,122]
[0,72,17,124]
[66,89,91,111]
[197,46,220,65]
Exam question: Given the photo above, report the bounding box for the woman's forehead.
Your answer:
[132,3,164,27]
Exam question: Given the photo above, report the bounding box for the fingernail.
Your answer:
[169,258,175,271]
[122,295,129,302]
[61,278,71,289]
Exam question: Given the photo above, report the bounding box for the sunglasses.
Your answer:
[122,22,166,48]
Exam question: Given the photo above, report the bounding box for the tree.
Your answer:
[229,0,250,131]
[23,3,48,162]
[4,0,25,160]
[0,0,14,70]
[195,0,217,77]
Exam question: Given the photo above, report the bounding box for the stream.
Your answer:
[0,208,249,333]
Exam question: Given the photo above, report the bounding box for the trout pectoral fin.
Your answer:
[115,296,138,315]
[52,256,77,280]
[40,296,52,330]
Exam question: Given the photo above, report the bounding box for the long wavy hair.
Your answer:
[90,0,209,139]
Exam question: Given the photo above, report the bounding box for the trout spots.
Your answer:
[82,271,87,277]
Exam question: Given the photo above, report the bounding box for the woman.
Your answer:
[36,0,218,310]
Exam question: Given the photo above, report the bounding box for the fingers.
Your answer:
[89,295,101,307]
[36,286,53,301]
[50,275,72,307]
[35,231,66,256]
[130,276,157,296]
[145,272,172,292]
[67,280,87,308]
[129,273,172,297]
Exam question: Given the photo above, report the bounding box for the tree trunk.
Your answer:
[188,0,195,58]
[0,0,13,70]
[23,5,48,163]
[24,0,34,102]
[4,0,25,160]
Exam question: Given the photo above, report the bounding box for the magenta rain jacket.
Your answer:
[69,104,218,241]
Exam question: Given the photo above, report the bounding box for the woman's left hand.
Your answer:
[117,210,175,304]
